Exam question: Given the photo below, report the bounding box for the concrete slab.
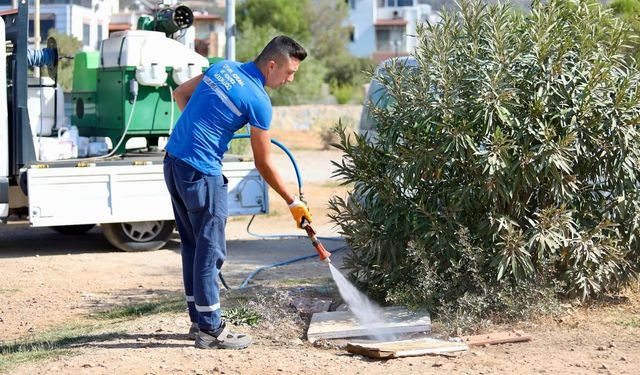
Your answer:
[307,306,431,343]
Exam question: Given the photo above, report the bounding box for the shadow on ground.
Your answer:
[0,223,113,257]
[0,222,349,288]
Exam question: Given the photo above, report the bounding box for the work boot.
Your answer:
[195,321,253,350]
[187,322,199,340]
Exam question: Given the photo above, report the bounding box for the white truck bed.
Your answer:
[27,160,268,227]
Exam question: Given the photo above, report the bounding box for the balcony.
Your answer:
[372,19,408,63]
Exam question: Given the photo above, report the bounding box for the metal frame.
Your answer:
[1,10,10,217]
[2,1,36,180]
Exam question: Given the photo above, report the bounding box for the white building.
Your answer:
[0,0,117,51]
[347,0,440,63]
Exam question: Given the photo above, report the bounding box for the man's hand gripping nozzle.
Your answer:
[301,218,331,263]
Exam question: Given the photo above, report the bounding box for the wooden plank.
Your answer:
[458,330,532,347]
[346,338,468,359]
[307,306,430,343]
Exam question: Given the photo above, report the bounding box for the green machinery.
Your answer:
[70,4,220,152]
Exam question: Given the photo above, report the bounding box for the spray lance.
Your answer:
[229,134,332,263]
[301,217,331,263]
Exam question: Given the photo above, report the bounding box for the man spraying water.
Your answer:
[163,36,313,350]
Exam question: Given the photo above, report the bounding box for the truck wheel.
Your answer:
[101,221,175,252]
[51,224,96,235]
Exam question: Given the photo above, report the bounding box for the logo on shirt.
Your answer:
[213,64,246,90]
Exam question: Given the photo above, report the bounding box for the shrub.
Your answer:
[610,0,640,60]
[324,53,374,87]
[330,81,356,104]
[45,30,81,91]
[228,126,251,156]
[330,0,640,326]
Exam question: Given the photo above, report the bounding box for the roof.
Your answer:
[371,51,410,64]
[109,23,131,32]
[194,14,223,21]
[374,19,409,27]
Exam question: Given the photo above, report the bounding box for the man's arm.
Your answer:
[173,74,204,111]
[250,126,313,228]
[250,126,295,204]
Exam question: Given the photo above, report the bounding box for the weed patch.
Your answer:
[0,325,121,372]
[615,316,640,328]
[223,307,263,327]
[96,295,184,320]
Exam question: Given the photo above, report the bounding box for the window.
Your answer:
[96,24,103,49]
[376,29,390,50]
[83,23,90,46]
[28,14,56,43]
[384,0,415,6]
[376,26,405,52]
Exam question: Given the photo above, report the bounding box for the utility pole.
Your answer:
[225,0,235,61]
[34,0,40,48]
[34,0,41,77]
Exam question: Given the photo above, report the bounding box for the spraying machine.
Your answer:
[1,2,269,252]
[71,3,214,152]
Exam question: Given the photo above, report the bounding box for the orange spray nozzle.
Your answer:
[313,241,332,262]
[303,222,331,262]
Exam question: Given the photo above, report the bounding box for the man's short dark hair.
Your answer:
[254,36,307,65]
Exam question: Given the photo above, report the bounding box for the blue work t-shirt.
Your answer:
[165,61,271,175]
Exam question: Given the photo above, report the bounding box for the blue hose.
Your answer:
[27,48,56,67]
[231,134,303,194]
[238,245,348,289]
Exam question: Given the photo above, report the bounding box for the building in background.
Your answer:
[0,0,117,51]
[193,12,225,58]
[105,9,224,57]
[108,9,136,34]
[347,0,440,63]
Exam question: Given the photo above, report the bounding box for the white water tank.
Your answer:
[27,76,67,136]
[101,30,165,68]
[101,30,209,86]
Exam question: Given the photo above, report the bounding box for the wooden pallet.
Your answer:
[346,338,468,359]
[307,306,430,343]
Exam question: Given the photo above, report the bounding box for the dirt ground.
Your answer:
[1,149,639,375]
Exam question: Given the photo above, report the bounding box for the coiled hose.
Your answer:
[27,48,57,67]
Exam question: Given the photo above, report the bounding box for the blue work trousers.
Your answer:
[163,153,228,331]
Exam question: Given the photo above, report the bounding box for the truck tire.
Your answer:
[51,224,96,235]
[101,221,175,252]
